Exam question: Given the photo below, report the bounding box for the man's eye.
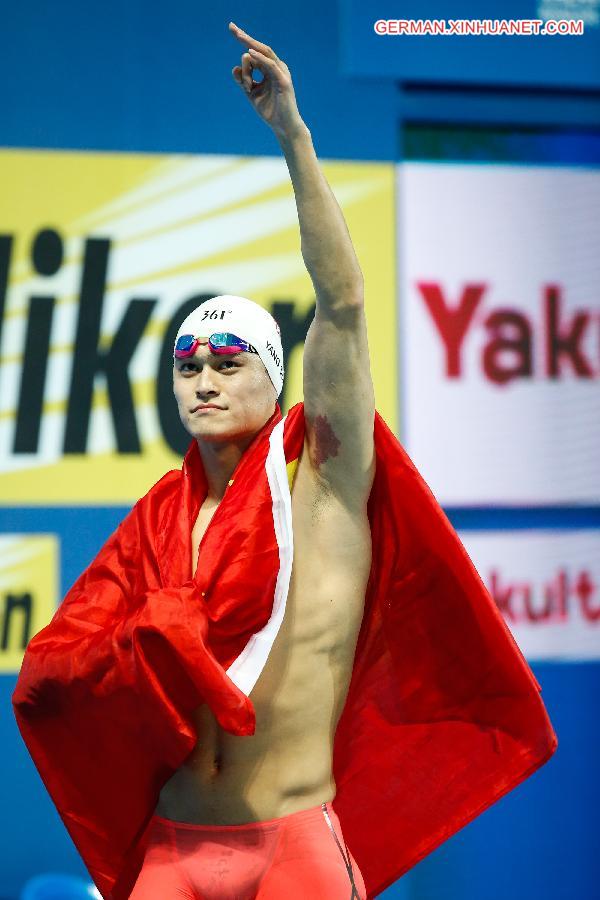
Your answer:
[178,360,237,373]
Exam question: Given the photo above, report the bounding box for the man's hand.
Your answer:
[229,21,307,142]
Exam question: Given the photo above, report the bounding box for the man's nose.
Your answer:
[195,365,218,394]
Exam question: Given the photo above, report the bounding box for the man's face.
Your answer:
[172,343,277,444]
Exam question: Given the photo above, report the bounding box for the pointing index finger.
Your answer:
[228,21,277,59]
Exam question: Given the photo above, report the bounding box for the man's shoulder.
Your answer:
[132,467,182,518]
[148,467,182,496]
[138,469,183,503]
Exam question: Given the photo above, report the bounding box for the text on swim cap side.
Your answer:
[266,340,285,377]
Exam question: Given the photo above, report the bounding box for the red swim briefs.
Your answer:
[129,800,366,899]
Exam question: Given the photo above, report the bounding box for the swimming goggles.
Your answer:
[174,332,259,359]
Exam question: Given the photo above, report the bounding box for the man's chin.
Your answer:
[189,417,241,443]
[190,419,228,437]
[190,417,266,447]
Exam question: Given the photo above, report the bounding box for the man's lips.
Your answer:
[191,403,224,412]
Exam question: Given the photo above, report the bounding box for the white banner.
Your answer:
[461,528,600,660]
[398,162,600,505]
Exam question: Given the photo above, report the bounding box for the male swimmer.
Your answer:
[130,20,373,899]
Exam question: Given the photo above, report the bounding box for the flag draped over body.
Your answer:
[12,401,557,899]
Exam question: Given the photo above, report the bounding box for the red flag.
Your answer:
[12,401,557,898]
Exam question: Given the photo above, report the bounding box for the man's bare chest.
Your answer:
[160,456,371,814]
[191,502,219,580]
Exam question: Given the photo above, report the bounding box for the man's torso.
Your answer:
[155,436,372,824]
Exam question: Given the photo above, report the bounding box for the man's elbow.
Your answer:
[315,278,365,315]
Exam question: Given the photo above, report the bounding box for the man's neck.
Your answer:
[194,404,280,503]
[196,435,255,503]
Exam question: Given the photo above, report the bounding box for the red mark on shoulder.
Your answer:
[313,415,341,467]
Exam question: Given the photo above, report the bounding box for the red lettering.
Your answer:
[418,280,598,382]
[547,569,569,621]
[522,583,554,622]
[489,570,517,622]
[482,308,533,385]
[575,569,600,621]
[545,284,594,377]
[490,568,577,624]
[417,282,487,376]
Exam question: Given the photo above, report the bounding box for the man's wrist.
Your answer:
[274,121,312,151]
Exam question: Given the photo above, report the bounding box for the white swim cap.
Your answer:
[173,295,284,398]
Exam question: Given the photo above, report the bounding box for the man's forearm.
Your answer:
[276,125,364,308]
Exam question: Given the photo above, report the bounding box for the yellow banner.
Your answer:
[0,149,396,504]
[0,534,59,671]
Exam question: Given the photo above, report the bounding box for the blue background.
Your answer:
[342,0,600,88]
[2,1,599,898]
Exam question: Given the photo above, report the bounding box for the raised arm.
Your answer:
[229,22,375,506]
